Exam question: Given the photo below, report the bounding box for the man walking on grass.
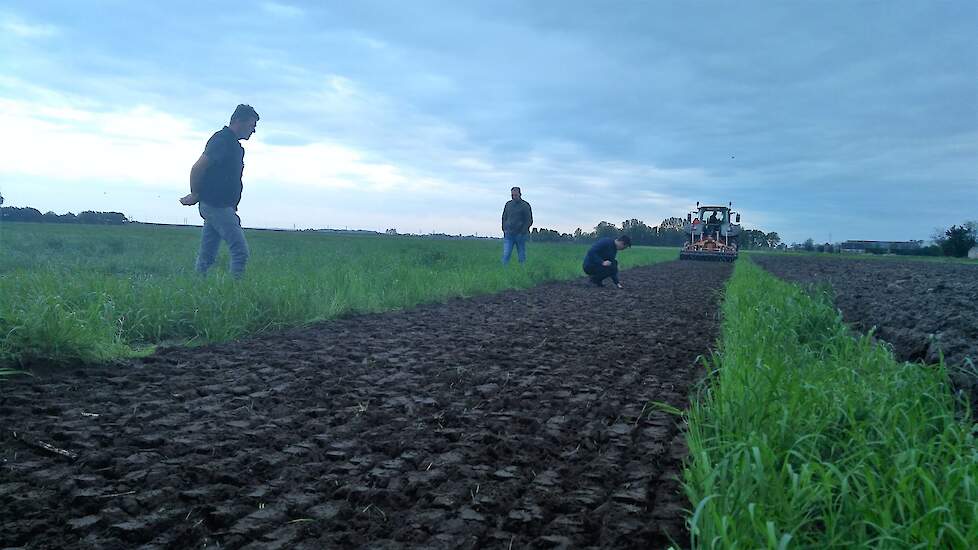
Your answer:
[501,186,533,265]
[583,235,631,288]
[179,104,259,278]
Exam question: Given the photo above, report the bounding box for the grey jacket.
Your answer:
[502,199,533,234]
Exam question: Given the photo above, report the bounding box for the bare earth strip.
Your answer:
[0,261,731,549]
[752,255,978,411]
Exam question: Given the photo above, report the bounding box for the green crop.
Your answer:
[682,259,977,548]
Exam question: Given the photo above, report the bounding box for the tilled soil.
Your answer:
[0,260,731,549]
[752,254,978,407]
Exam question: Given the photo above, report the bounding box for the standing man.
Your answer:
[179,104,259,278]
[501,186,533,265]
[582,235,631,288]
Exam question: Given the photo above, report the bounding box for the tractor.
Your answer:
[680,202,741,262]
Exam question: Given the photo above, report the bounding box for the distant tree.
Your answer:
[77,211,129,225]
[385,228,398,235]
[740,229,768,249]
[621,218,654,245]
[593,221,620,240]
[529,227,572,242]
[657,227,687,247]
[966,220,978,240]
[1,206,42,222]
[940,225,976,257]
[77,211,98,224]
[803,238,815,252]
[765,232,782,249]
[658,217,686,232]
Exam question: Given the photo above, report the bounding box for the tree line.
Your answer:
[529,217,781,248]
[791,220,976,258]
[0,205,130,225]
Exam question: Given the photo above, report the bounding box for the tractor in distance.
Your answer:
[680,202,741,262]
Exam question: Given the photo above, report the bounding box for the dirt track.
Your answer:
[752,254,978,409]
[0,260,731,549]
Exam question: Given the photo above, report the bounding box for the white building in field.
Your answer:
[969,246,978,259]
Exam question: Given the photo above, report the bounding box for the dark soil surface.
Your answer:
[752,254,978,407]
[1,260,731,550]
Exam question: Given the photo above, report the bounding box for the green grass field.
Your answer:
[681,259,977,548]
[0,222,675,366]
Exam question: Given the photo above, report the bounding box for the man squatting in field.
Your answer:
[582,235,632,288]
[501,186,533,265]
[179,104,259,278]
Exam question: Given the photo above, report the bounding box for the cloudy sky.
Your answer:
[0,1,975,244]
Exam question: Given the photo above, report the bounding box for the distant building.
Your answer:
[840,240,922,254]
[969,246,978,259]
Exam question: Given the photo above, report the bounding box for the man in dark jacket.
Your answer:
[583,235,631,288]
[179,104,259,278]
[500,186,533,265]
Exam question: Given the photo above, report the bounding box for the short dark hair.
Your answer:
[617,235,632,247]
[511,186,521,193]
[230,104,259,123]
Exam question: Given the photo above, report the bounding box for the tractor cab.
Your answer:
[699,207,725,223]
[692,205,739,227]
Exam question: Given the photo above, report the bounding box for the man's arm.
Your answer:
[501,202,509,232]
[524,203,533,232]
[180,153,209,205]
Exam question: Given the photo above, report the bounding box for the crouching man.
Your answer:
[583,235,631,288]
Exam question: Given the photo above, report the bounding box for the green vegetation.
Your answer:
[683,259,977,548]
[0,222,675,366]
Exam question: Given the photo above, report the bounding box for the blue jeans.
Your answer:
[502,232,528,265]
[195,203,249,278]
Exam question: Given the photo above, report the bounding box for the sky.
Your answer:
[0,1,975,244]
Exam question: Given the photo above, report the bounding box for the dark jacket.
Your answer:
[583,237,618,269]
[198,127,245,208]
[501,199,533,235]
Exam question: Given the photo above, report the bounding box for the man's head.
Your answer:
[615,235,632,250]
[511,186,521,200]
[229,104,259,140]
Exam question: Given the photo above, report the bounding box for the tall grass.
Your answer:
[683,260,977,548]
[0,222,675,366]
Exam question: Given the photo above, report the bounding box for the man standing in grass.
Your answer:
[501,186,533,265]
[583,235,631,288]
[179,104,259,278]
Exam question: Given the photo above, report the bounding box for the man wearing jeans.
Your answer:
[179,104,259,278]
[500,186,533,265]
